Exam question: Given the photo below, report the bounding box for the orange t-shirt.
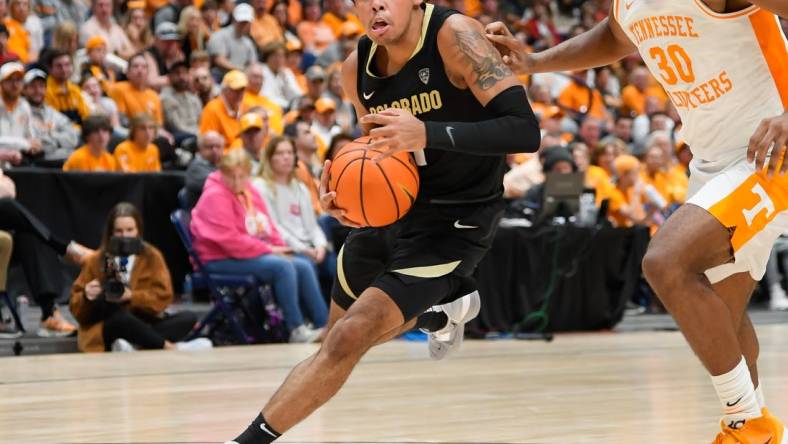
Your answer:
[200,96,241,150]
[4,18,30,63]
[242,92,285,135]
[63,146,120,172]
[558,82,608,120]
[108,81,163,125]
[113,140,161,173]
[251,13,284,48]
[620,84,668,116]
[585,165,616,206]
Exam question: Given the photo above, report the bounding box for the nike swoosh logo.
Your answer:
[726,396,743,407]
[259,423,277,438]
[446,126,455,147]
[454,220,478,229]
[625,0,634,9]
[363,91,375,100]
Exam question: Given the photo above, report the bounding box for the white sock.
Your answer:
[755,382,765,408]
[711,357,761,429]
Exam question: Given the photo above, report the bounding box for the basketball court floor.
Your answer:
[2,324,788,444]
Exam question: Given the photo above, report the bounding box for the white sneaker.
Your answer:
[770,284,788,311]
[426,291,481,360]
[289,325,321,343]
[175,337,213,351]
[111,338,136,352]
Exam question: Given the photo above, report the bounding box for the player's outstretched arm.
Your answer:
[485,10,636,75]
[747,0,788,17]
[363,15,541,157]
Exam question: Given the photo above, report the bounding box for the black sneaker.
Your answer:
[0,322,23,339]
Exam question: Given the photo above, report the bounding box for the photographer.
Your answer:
[70,202,211,352]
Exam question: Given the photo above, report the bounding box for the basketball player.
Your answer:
[487,1,788,442]
[225,0,540,441]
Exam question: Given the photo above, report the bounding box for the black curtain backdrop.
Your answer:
[7,169,189,293]
[469,225,650,334]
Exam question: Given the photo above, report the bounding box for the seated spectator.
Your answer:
[0,169,93,337]
[230,112,267,174]
[191,64,220,106]
[312,97,341,154]
[242,63,284,135]
[75,36,121,95]
[19,0,43,62]
[63,113,119,172]
[0,23,20,64]
[80,73,124,135]
[200,0,221,34]
[41,21,78,65]
[254,136,336,289]
[320,0,362,39]
[70,202,210,352]
[185,131,224,209]
[324,66,355,133]
[45,50,91,126]
[114,113,162,173]
[641,145,686,207]
[286,120,322,214]
[5,0,36,63]
[250,0,284,49]
[153,0,191,31]
[161,60,201,145]
[621,66,666,117]
[206,3,257,78]
[217,0,236,28]
[608,155,667,229]
[36,0,88,42]
[261,42,302,109]
[523,147,577,211]
[144,22,185,91]
[0,62,40,161]
[23,69,79,164]
[594,66,622,110]
[285,40,308,92]
[611,115,634,152]
[765,234,788,311]
[573,117,603,147]
[123,1,154,54]
[190,149,327,343]
[558,70,609,122]
[297,0,335,55]
[79,0,135,59]
[200,69,246,150]
[295,65,327,107]
[178,6,208,63]
[522,1,559,51]
[675,139,692,176]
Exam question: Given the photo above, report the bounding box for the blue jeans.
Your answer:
[204,254,328,331]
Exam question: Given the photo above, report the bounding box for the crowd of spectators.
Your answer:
[2,0,788,347]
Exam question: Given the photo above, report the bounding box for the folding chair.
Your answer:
[170,209,279,345]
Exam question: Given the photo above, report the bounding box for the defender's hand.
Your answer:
[361,108,426,162]
[318,160,361,228]
[748,112,788,177]
[484,22,530,74]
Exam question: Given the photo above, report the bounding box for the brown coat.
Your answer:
[69,243,174,352]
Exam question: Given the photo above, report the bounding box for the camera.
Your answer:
[101,236,144,302]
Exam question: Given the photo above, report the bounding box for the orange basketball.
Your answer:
[328,136,420,227]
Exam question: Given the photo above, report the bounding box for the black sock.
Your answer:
[232,413,281,444]
[415,311,449,332]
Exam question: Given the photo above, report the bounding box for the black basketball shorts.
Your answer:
[330,199,505,321]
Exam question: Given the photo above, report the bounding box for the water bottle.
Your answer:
[578,191,597,226]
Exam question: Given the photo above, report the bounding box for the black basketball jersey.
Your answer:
[356,3,507,205]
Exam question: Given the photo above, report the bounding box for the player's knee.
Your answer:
[642,244,680,295]
[321,317,375,363]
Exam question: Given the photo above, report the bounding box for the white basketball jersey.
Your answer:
[613,0,788,162]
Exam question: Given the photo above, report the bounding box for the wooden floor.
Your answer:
[2,325,788,444]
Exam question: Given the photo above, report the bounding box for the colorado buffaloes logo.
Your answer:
[418,68,430,85]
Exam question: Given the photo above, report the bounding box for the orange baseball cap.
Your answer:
[86,35,107,50]
[315,97,336,113]
[239,113,264,132]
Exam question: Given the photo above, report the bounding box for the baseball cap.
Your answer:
[127,0,145,9]
[340,21,363,38]
[240,113,264,132]
[305,65,326,81]
[233,3,254,22]
[315,97,336,114]
[286,39,303,53]
[86,35,107,50]
[542,105,564,120]
[221,70,248,89]
[23,68,47,84]
[0,62,25,82]
[155,22,180,41]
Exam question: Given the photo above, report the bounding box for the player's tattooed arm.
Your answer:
[438,14,521,105]
[453,28,513,90]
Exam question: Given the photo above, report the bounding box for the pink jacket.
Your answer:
[190,171,286,262]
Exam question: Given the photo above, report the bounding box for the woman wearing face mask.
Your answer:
[70,202,209,352]
[191,149,327,343]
